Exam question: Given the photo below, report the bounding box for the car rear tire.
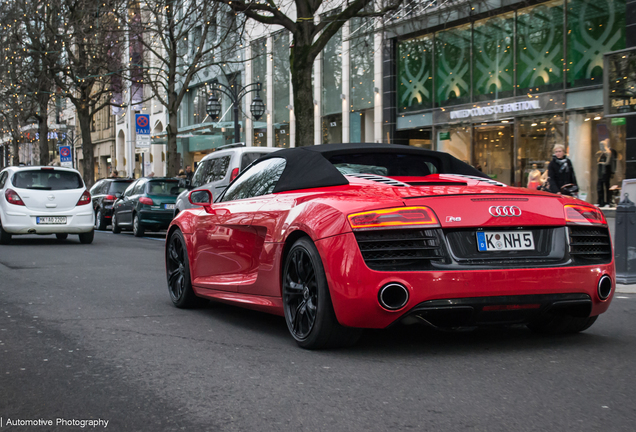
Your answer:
[166,229,203,308]
[0,220,11,245]
[527,314,598,335]
[282,237,362,349]
[133,214,144,237]
[55,233,68,241]
[79,230,94,244]
[111,213,121,234]
[94,209,106,230]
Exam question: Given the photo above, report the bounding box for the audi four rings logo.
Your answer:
[489,206,522,217]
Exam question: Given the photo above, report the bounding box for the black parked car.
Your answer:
[111,177,185,237]
[89,178,135,230]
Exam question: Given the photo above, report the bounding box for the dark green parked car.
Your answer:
[111,178,186,237]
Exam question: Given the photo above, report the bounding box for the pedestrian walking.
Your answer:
[109,170,118,178]
[547,144,578,196]
[185,165,193,182]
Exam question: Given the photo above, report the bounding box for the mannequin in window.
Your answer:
[596,139,617,207]
[527,164,542,190]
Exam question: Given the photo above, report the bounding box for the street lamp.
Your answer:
[205,81,265,143]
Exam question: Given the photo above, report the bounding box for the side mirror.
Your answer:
[188,189,213,212]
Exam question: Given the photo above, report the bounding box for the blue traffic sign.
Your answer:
[136,114,150,135]
[59,145,72,163]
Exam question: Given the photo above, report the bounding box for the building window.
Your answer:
[273,31,290,147]
[473,13,515,101]
[252,37,268,147]
[567,0,626,88]
[397,34,433,112]
[321,15,342,143]
[516,0,564,95]
[349,15,375,142]
[435,24,471,107]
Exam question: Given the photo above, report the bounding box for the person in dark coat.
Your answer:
[547,144,577,195]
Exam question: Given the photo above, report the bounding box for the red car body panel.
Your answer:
[169,173,615,329]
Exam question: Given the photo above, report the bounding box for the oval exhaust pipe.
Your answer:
[378,283,409,310]
[598,275,612,300]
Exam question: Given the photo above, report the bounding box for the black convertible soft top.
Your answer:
[258,143,489,194]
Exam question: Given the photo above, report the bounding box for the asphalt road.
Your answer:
[1,231,636,431]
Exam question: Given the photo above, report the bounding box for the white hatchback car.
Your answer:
[0,166,95,244]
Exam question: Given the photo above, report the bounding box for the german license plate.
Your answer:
[164,204,175,210]
[476,231,534,252]
[36,216,67,224]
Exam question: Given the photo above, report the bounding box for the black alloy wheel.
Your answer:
[0,219,12,245]
[55,233,68,241]
[166,229,202,308]
[95,209,106,230]
[111,213,121,234]
[133,214,144,237]
[282,237,362,349]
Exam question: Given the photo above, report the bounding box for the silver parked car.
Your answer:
[174,143,281,217]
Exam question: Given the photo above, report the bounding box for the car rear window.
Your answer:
[109,181,133,195]
[146,180,185,196]
[328,153,440,177]
[240,152,270,170]
[12,170,83,190]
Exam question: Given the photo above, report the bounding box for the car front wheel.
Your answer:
[282,237,362,349]
[133,214,144,237]
[111,213,121,234]
[0,219,11,245]
[78,230,94,244]
[95,209,106,230]
[166,229,202,308]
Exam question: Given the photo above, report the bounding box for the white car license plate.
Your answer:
[476,231,534,252]
[36,216,67,225]
[164,204,175,210]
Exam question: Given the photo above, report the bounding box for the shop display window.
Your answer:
[350,16,374,113]
[567,0,625,88]
[473,124,514,184]
[397,34,433,112]
[273,31,290,126]
[517,115,565,189]
[516,0,564,95]
[473,13,515,101]
[322,20,342,118]
[252,37,268,109]
[437,127,471,164]
[435,24,472,107]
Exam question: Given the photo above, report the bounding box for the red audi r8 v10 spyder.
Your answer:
[165,143,614,349]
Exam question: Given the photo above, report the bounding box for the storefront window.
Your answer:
[322,17,342,143]
[350,16,374,143]
[435,24,471,107]
[473,124,514,184]
[517,0,564,95]
[189,86,209,126]
[273,31,290,147]
[398,34,433,112]
[473,13,514,101]
[568,112,625,205]
[437,126,471,163]
[567,0,626,88]
[252,37,268,111]
[322,114,342,144]
[517,115,565,189]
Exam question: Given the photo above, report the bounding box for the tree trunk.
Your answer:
[77,108,95,188]
[291,44,316,147]
[38,97,50,166]
[11,138,20,166]
[166,108,179,177]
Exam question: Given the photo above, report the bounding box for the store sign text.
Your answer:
[450,100,541,120]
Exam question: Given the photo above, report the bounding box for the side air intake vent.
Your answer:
[346,173,410,187]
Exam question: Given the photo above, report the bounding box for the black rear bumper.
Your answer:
[403,293,592,328]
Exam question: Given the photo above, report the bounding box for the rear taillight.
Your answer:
[348,206,440,230]
[139,196,154,205]
[103,194,117,202]
[564,204,606,226]
[5,188,25,206]
[76,190,91,206]
[230,167,240,182]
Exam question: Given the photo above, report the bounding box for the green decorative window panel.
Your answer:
[252,38,268,106]
[435,24,471,107]
[517,0,564,94]
[273,31,290,124]
[398,34,433,112]
[473,13,514,101]
[567,0,626,88]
